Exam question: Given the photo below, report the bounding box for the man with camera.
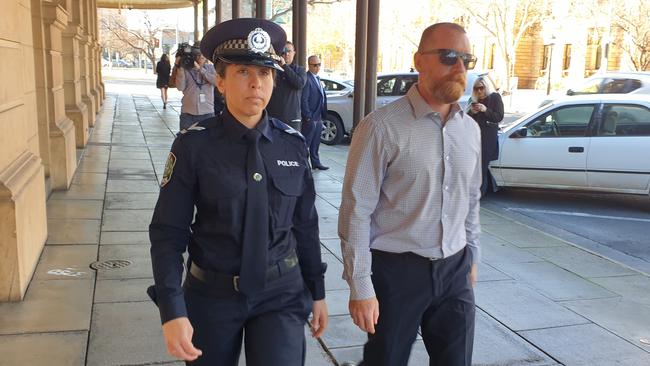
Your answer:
[267,41,306,131]
[175,43,216,130]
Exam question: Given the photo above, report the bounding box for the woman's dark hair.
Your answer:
[160,54,169,63]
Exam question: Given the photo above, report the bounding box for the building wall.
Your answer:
[0,0,103,302]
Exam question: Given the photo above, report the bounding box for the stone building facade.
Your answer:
[1,0,104,302]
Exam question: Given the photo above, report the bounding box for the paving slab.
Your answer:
[325,289,350,317]
[322,253,348,291]
[320,315,367,349]
[109,151,152,160]
[528,246,637,278]
[33,244,97,281]
[101,209,153,232]
[0,331,87,366]
[106,179,159,193]
[97,244,152,280]
[77,160,110,173]
[473,310,556,366]
[49,184,106,200]
[108,159,154,170]
[107,166,156,176]
[0,279,93,334]
[321,238,342,260]
[562,297,650,352]
[317,192,342,208]
[47,218,101,244]
[475,280,589,331]
[100,231,150,245]
[521,323,650,366]
[314,179,344,193]
[86,302,174,366]
[589,274,650,305]
[491,261,619,301]
[319,216,340,240]
[329,341,430,366]
[72,172,107,185]
[480,233,543,264]
[46,199,104,220]
[94,278,153,303]
[483,223,569,248]
[476,262,512,282]
[104,192,158,209]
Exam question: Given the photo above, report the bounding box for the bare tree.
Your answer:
[100,10,160,70]
[458,0,549,93]
[269,0,343,22]
[611,0,650,71]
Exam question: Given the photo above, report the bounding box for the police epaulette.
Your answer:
[178,122,206,135]
[270,118,304,141]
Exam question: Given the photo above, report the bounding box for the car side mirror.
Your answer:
[510,127,527,138]
[566,89,574,96]
[348,92,354,98]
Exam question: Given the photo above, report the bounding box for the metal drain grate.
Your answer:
[89,259,132,270]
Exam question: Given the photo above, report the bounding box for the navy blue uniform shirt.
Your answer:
[149,109,325,324]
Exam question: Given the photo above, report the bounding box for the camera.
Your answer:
[176,43,202,70]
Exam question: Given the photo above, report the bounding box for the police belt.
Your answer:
[188,250,299,292]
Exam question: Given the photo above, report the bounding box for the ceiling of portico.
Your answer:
[97,0,195,9]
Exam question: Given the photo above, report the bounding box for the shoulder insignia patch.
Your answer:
[160,152,176,187]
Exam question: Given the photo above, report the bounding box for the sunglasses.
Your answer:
[418,48,477,69]
[309,63,321,67]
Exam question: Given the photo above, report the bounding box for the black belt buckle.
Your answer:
[233,275,240,292]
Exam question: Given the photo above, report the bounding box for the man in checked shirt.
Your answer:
[338,23,481,366]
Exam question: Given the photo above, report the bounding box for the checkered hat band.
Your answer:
[213,39,281,61]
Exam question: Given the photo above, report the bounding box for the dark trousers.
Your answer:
[301,119,324,167]
[362,247,475,366]
[183,267,312,366]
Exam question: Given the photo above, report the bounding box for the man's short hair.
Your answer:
[417,23,466,52]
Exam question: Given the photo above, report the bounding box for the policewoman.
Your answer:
[148,18,328,366]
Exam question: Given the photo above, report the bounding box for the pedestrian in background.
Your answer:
[148,18,328,366]
[155,54,171,109]
[267,41,307,131]
[339,22,481,366]
[468,77,504,196]
[175,45,216,130]
[301,55,329,170]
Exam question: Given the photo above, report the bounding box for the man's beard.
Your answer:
[431,73,466,104]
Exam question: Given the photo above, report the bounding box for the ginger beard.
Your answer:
[430,72,467,104]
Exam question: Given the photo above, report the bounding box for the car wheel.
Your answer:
[321,113,344,145]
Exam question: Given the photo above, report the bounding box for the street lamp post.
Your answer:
[546,40,555,95]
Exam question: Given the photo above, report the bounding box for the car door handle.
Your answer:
[568,146,584,153]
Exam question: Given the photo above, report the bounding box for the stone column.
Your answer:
[42,1,78,190]
[78,1,96,126]
[60,0,89,147]
[94,0,104,102]
[87,0,101,108]
[0,0,48,302]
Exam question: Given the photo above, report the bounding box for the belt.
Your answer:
[188,250,299,292]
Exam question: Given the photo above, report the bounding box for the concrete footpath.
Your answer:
[0,82,649,366]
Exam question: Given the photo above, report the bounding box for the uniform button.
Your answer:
[445,155,450,161]
[444,185,449,191]
[253,173,263,182]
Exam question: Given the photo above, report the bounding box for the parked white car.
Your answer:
[320,71,497,144]
[538,72,650,108]
[490,94,650,195]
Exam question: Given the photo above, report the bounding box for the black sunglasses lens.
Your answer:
[439,50,458,66]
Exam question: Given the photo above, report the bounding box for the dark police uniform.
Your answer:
[148,18,325,366]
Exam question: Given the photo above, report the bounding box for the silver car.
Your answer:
[538,72,650,108]
[320,71,497,145]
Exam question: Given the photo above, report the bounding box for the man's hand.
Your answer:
[349,297,379,334]
[278,56,286,67]
[162,317,203,361]
[310,299,329,338]
[469,264,478,287]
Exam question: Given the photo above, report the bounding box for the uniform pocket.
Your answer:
[270,175,303,197]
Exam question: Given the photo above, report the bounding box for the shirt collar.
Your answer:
[406,83,465,122]
[221,108,274,143]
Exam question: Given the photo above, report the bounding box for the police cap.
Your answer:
[200,18,286,72]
